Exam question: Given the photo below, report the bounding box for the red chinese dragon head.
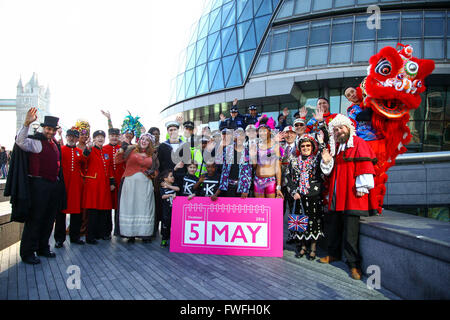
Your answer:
[358,43,434,214]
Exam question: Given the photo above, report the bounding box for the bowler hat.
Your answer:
[108,128,120,135]
[66,129,80,138]
[93,130,106,138]
[40,116,60,129]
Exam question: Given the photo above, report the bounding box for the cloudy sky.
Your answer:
[0,0,206,149]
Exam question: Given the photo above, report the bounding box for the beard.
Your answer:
[336,131,350,144]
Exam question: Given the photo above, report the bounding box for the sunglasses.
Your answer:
[301,144,312,148]
[295,123,305,127]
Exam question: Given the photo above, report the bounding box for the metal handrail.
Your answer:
[395,151,450,164]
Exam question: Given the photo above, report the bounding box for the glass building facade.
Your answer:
[163,0,450,153]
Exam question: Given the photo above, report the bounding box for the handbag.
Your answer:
[306,180,322,197]
[287,200,309,233]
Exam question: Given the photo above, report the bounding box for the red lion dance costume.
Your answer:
[354,43,435,214]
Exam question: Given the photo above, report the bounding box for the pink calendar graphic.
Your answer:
[170,197,283,257]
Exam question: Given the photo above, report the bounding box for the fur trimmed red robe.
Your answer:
[327,135,377,216]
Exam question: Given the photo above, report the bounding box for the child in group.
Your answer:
[159,170,180,248]
[181,163,199,199]
[196,162,221,201]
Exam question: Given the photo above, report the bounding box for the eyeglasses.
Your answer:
[301,145,312,148]
[295,123,305,127]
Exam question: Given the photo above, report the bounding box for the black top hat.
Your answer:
[93,130,106,138]
[108,128,120,135]
[66,129,80,138]
[183,121,195,129]
[40,116,60,129]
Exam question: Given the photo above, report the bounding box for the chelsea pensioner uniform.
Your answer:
[82,145,115,242]
[54,145,86,244]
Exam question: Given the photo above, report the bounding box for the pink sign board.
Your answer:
[170,196,283,257]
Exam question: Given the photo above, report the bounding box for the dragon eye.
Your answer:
[405,61,419,76]
[375,59,392,76]
[397,74,404,80]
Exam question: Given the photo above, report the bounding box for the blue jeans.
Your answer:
[0,164,7,178]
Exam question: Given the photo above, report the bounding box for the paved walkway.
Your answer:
[0,215,399,300]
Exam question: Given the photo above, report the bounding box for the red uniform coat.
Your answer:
[82,146,113,210]
[103,143,125,209]
[327,135,377,216]
[61,145,85,214]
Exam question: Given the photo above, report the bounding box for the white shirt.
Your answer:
[15,125,42,154]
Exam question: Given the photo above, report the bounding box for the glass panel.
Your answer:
[332,17,353,43]
[256,0,272,17]
[448,39,450,59]
[334,0,355,7]
[222,1,234,27]
[424,39,444,59]
[197,67,209,95]
[353,41,375,62]
[254,14,271,43]
[289,24,308,48]
[378,13,400,39]
[209,8,221,34]
[300,90,319,113]
[444,121,450,151]
[357,0,377,4]
[272,32,288,51]
[423,121,444,151]
[310,20,330,45]
[406,121,423,150]
[261,104,280,128]
[401,12,423,39]
[186,44,196,70]
[226,57,242,87]
[253,0,264,15]
[377,40,398,51]
[241,22,257,51]
[195,64,206,93]
[330,43,351,64]
[186,69,196,98]
[253,54,269,74]
[223,1,236,27]
[239,49,256,79]
[238,0,253,22]
[355,16,376,40]
[198,14,210,40]
[294,0,311,15]
[308,45,328,66]
[237,20,252,49]
[223,27,238,56]
[196,38,207,65]
[208,59,221,89]
[222,55,235,82]
[312,0,332,11]
[329,89,341,114]
[277,0,294,19]
[210,61,225,91]
[261,33,271,53]
[286,48,306,69]
[424,12,445,37]
[269,51,286,71]
[208,32,221,60]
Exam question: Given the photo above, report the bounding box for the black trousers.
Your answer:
[161,205,172,241]
[86,209,108,242]
[222,184,241,197]
[153,187,162,237]
[282,186,294,215]
[20,178,63,259]
[105,210,112,236]
[54,212,82,243]
[326,212,361,269]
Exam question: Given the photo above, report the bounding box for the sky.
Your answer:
[0,0,207,149]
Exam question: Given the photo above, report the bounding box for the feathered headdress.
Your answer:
[121,112,143,139]
[255,114,275,130]
[73,119,90,136]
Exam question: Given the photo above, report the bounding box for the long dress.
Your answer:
[117,151,155,238]
[286,153,325,241]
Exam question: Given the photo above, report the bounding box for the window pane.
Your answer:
[269,51,286,71]
[423,121,444,152]
[424,12,445,37]
[286,48,306,69]
[329,89,341,115]
[253,54,268,74]
[288,26,309,48]
[272,32,288,51]
[308,45,328,66]
[330,43,351,64]
[310,21,330,45]
[405,39,422,58]
[377,40,397,51]
[332,18,353,43]
[334,0,355,7]
[447,39,450,59]
[261,32,271,53]
[353,41,375,62]
[312,0,332,11]
[355,17,375,40]
[277,0,294,19]
[424,39,444,59]
[378,14,399,39]
[294,0,311,14]
[401,13,423,38]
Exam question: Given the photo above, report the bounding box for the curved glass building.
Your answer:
[162,0,450,153]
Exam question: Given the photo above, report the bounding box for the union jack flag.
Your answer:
[288,214,308,232]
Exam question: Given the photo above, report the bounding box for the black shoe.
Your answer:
[142,238,152,243]
[22,254,41,265]
[294,246,307,259]
[127,237,135,243]
[86,239,98,245]
[102,235,112,240]
[307,250,316,261]
[70,239,85,245]
[37,250,56,258]
[286,238,295,245]
[55,241,64,248]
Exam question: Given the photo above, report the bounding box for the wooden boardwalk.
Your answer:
[0,216,399,300]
